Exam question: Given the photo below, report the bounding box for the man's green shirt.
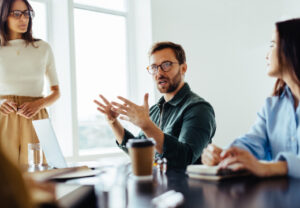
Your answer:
[117,83,216,170]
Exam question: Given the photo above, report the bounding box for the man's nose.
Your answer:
[155,67,165,79]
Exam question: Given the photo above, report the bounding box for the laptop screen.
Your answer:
[33,119,67,168]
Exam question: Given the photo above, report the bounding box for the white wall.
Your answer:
[151,0,300,147]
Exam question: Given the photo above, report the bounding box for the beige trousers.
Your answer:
[0,150,33,208]
[0,95,48,166]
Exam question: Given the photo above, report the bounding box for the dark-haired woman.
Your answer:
[201,18,300,178]
[0,0,60,166]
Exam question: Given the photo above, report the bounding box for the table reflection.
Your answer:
[48,164,300,208]
[185,176,300,208]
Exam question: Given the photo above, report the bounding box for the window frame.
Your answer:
[71,1,133,162]
[29,0,51,41]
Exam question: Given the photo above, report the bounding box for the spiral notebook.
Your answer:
[187,164,249,181]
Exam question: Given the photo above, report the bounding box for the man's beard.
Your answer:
[157,69,182,93]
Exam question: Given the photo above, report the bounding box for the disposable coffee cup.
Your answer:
[126,138,156,178]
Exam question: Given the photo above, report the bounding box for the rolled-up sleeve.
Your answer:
[161,103,216,170]
[116,129,135,153]
[276,152,300,178]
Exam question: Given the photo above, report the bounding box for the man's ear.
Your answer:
[181,63,187,75]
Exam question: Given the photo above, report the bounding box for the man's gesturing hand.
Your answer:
[111,93,151,129]
[94,94,119,124]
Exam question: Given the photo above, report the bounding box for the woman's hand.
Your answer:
[201,144,223,166]
[17,100,44,119]
[219,147,288,177]
[0,100,18,115]
[94,94,119,124]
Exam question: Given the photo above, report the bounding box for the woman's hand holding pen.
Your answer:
[202,144,268,176]
[202,145,288,177]
[219,147,288,177]
[17,99,44,119]
[201,144,223,166]
[0,100,18,115]
[218,147,266,176]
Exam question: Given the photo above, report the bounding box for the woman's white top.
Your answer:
[0,39,59,97]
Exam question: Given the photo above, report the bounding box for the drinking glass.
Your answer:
[28,143,43,167]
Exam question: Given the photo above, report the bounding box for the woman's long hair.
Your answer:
[0,0,36,46]
[273,18,300,96]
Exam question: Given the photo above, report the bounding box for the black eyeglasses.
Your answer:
[9,10,35,19]
[147,61,179,75]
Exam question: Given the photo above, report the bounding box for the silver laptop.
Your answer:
[33,119,68,168]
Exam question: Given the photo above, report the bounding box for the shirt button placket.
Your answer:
[291,136,298,153]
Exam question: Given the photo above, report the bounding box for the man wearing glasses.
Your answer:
[94,42,216,170]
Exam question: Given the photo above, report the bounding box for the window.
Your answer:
[34,0,153,162]
[73,1,128,155]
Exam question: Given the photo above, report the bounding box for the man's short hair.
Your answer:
[149,41,186,64]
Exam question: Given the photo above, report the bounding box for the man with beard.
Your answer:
[94,42,216,170]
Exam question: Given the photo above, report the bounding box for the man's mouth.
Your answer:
[158,79,168,86]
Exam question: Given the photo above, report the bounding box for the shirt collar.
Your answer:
[280,85,292,100]
[157,83,191,107]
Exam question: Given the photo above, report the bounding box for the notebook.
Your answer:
[32,119,102,180]
[187,164,249,181]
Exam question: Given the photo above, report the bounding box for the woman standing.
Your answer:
[0,0,60,166]
[202,18,300,178]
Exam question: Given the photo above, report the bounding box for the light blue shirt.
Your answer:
[231,86,300,178]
